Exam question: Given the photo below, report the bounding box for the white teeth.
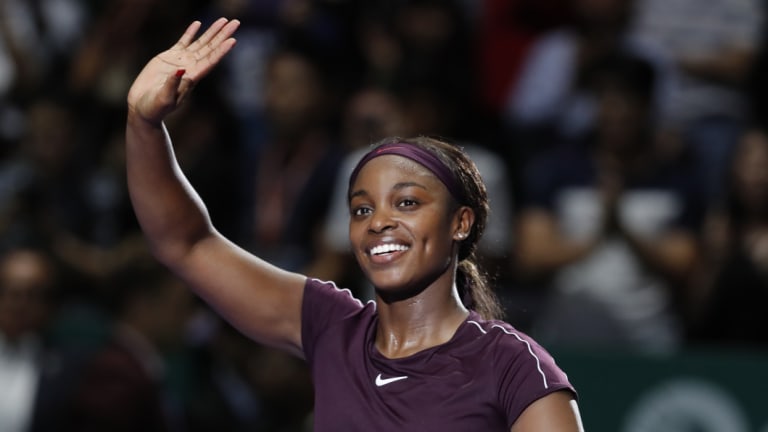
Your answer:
[370,244,409,255]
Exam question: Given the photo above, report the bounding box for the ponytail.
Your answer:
[457,255,503,320]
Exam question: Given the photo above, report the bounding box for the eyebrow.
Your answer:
[348,181,428,201]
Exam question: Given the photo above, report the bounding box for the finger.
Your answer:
[210,19,240,47]
[176,21,202,48]
[190,19,240,62]
[206,35,238,66]
[187,37,237,82]
[189,17,230,51]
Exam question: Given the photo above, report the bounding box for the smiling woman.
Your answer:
[346,137,500,319]
[125,18,584,432]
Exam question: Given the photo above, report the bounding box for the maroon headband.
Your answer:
[348,142,464,201]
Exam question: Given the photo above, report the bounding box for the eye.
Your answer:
[397,198,419,208]
[351,205,372,217]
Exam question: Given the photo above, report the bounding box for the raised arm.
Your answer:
[126,18,306,355]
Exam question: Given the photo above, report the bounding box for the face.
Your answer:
[0,252,53,341]
[733,131,768,210]
[596,85,648,153]
[25,101,77,172]
[264,52,322,131]
[343,89,408,149]
[348,155,469,298]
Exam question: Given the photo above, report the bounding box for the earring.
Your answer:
[456,232,467,240]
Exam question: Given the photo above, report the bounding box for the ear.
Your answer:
[452,206,475,241]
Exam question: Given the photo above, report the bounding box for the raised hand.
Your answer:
[127,18,240,125]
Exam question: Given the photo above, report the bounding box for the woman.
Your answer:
[126,18,583,431]
[687,128,768,346]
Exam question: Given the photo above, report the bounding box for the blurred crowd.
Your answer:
[0,0,766,430]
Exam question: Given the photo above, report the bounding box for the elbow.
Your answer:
[145,221,215,269]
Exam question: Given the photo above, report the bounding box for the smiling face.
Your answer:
[348,155,469,299]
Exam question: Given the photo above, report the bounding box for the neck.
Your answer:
[374,281,469,359]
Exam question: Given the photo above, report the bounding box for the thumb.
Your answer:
[148,69,187,122]
[157,68,185,107]
[167,68,185,96]
[146,69,187,124]
[172,69,196,106]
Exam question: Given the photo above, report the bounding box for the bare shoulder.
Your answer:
[511,390,584,432]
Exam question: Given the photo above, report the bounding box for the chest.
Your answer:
[309,338,507,431]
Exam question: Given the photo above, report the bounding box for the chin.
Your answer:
[370,271,438,303]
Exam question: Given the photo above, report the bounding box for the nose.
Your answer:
[368,207,396,234]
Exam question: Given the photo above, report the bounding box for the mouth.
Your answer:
[367,242,410,263]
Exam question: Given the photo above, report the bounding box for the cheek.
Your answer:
[348,221,372,260]
[348,220,363,245]
[413,214,454,252]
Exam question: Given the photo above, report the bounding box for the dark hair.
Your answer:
[585,51,657,104]
[365,136,503,320]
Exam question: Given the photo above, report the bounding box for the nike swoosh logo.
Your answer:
[375,373,409,387]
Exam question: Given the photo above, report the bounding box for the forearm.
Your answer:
[516,238,594,276]
[125,113,213,265]
[515,211,596,276]
[620,227,697,284]
[679,48,755,86]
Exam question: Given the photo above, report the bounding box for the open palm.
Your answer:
[127,18,240,124]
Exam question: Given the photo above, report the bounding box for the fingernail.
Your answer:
[175,69,186,78]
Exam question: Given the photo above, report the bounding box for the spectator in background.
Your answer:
[351,0,477,139]
[0,97,91,252]
[475,0,571,114]
[515,53,703,352]
[203,0,359,173]
[686,128,768,347]
[185,315,313,432]
[68,0,198,109]
[352,4,402,90]
[391,0,474,111]
[0,247,56,432]
[60,262,195,432]
[630,0,764,204]
[0,97,132,352]
[504,0,676,162]
[0,0,86,146]
[66,0,192,160]
[0,247,85,432]
[474,0,571,150]
[239,46,343,271]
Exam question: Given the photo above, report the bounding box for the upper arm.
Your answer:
[170,231,307,356]
[510,391,584,432]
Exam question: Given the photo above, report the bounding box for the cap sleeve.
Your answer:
[301,278,365,363]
